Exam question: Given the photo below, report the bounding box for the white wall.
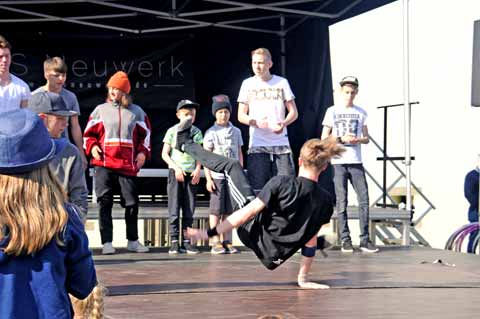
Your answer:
[329,0,480,249]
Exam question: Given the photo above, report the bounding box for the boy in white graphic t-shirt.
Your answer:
[237,48,298,194]
[321,76,379,254]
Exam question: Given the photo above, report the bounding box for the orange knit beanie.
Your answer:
[107,71,131,94]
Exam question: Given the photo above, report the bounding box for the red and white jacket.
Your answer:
[83,102,151,176]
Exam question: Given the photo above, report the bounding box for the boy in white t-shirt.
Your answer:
[0,35,31,111]
[33,57,87,168]
[237,48,298,194]
[204,94,244,254]
[321,76,378,254]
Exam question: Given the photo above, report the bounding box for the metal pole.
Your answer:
[402,0,411,246]
[280,15,286,77]
[382,107,388,206]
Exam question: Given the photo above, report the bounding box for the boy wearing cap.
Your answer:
[0,34,31,111]
[204,94,243,254]
[33,57,87,168]
[321,76,378,253]
[28,91,89,220]
[84,71,151,255]
[161,100,203,254]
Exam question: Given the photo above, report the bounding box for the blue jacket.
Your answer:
[464,169,480,222]
[0,204,97,319]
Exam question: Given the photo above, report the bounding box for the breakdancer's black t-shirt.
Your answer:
[237,175,334,270]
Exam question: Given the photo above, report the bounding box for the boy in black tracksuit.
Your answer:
[178,116,344,289]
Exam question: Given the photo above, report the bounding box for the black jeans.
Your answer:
[183,141,255,211]
[95,167,139,244]
[167,169,197,240]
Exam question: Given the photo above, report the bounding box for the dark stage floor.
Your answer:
[94,247,480,319]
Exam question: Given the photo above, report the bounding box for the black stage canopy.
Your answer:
[1,0,396,171]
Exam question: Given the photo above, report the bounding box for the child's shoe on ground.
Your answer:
[127,240,149,253]
[223,241,239,254]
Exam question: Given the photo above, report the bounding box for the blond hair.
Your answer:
[44,56,68,74]
[0,166,68,256]
[70,284,107,319]
[107,92,132,108]
[251,48,272,61]
[0,34,11,50]
[300,136,345,171]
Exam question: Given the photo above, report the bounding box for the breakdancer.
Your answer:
[178,116,344,289]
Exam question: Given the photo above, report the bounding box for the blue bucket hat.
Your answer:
[0,109,67,174]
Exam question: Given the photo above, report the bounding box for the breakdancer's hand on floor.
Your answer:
[297,274,330,290]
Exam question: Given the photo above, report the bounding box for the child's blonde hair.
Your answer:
[299,136,345,172]
[70,283,107,319]
[0,166,68,256]
[106,91,132,108]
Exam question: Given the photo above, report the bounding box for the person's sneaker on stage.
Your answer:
[102,242,116,255]
[168,240,185,254]
[183,240,200,254]
[211,242,226,254]
[175,115,193,151]
[223,241,239,254]
[360,240,379,253]
[341,240,354,253]
[127,240,149,253]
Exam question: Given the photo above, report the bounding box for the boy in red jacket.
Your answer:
[84,71,151,255]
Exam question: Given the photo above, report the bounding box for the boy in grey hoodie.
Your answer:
[28,91,88,220]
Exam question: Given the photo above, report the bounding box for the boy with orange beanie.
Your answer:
[84,71,151,255]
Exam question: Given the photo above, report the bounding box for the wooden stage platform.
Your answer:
[94,246,480,318]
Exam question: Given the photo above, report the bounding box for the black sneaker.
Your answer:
[175,115,193,151]
[222,241,239,254]
[341,240,354,253]
[360,240,379,253]
[183,241,200,254]
[168,240,185,254]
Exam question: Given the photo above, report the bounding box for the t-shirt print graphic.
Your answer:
[335,118,359,146]
[248,88,284,101]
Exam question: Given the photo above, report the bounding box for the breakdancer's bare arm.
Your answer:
[186,198,265,241]
[297,235,330,290]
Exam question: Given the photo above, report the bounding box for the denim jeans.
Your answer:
[467,229,479,253]
[247,152,295,194]
[333,164,370,243]
[467,215,479,253]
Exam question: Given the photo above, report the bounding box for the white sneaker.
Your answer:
[102,242,116,255]
[127,240,149,253]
